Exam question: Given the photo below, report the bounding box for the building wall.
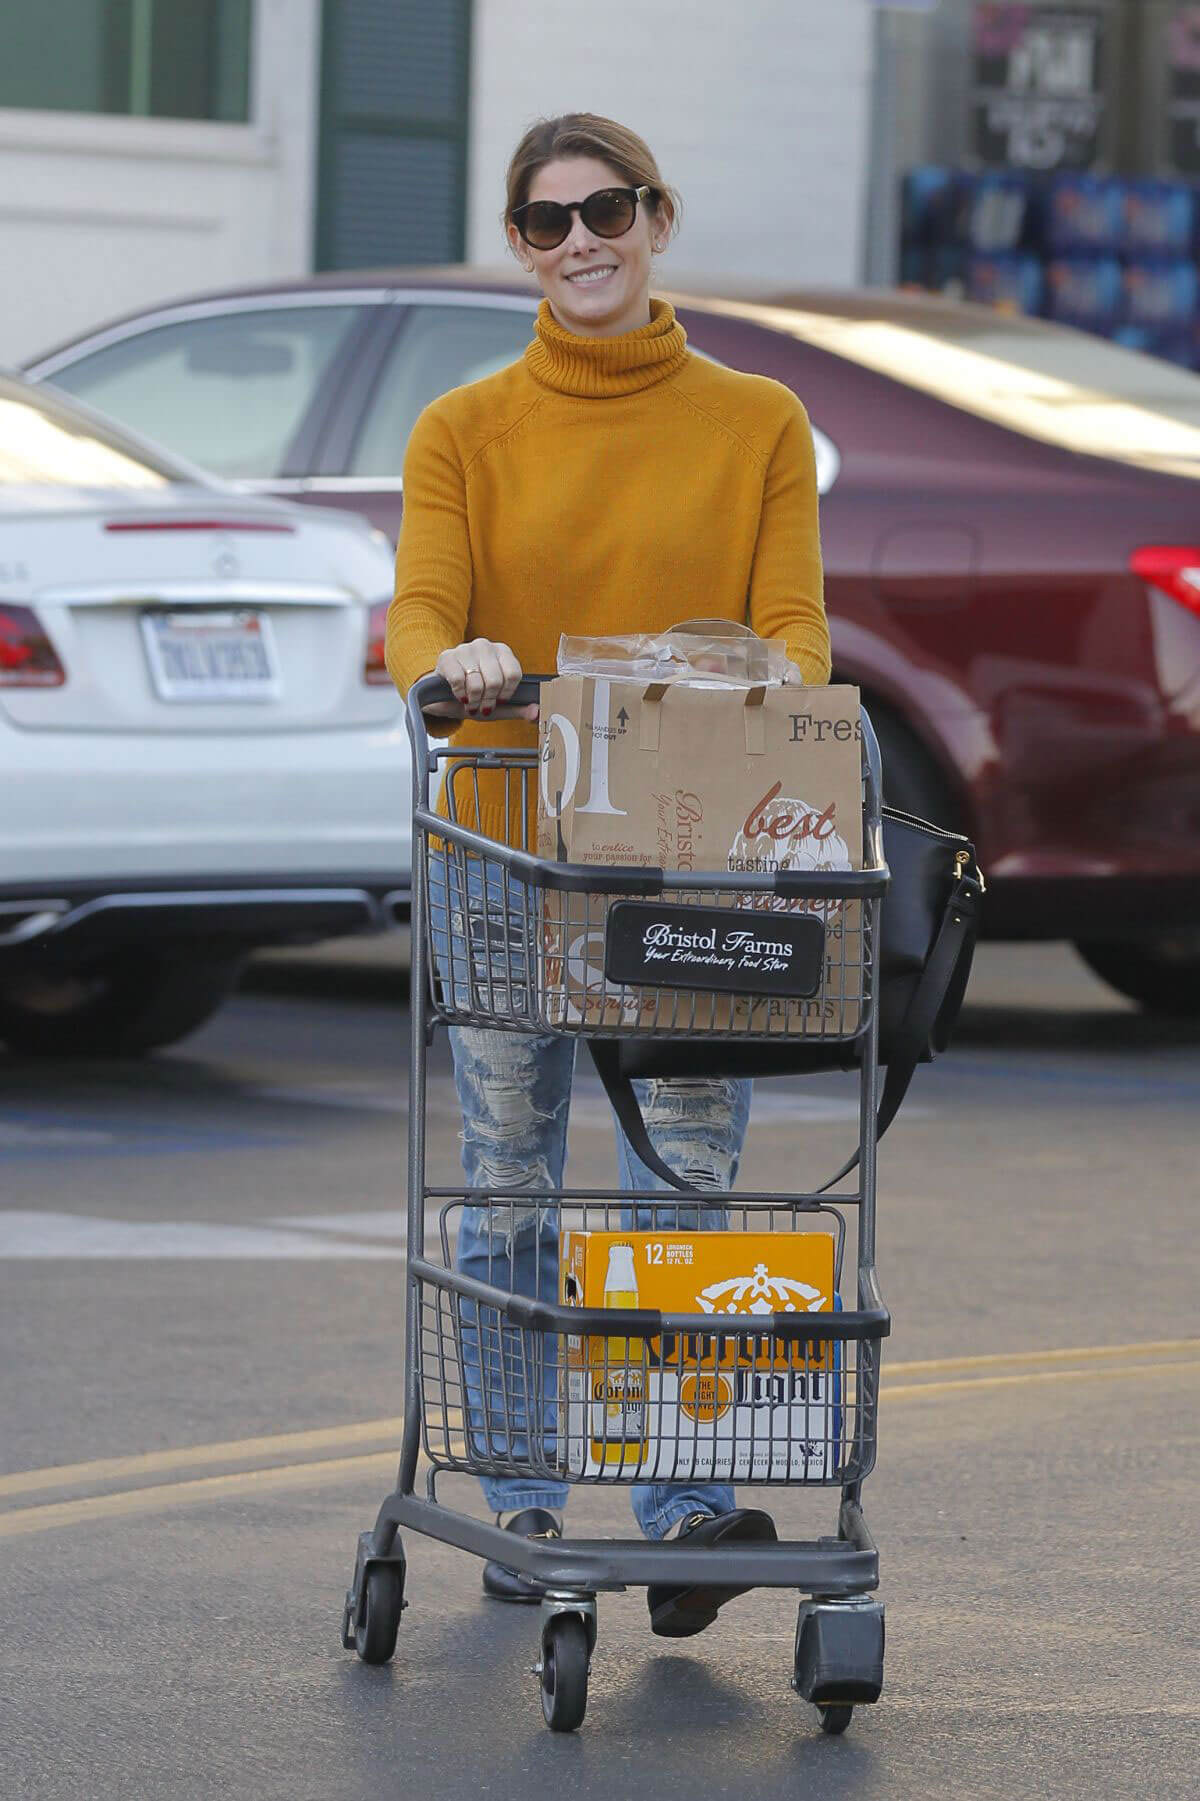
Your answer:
[466,0,876,289]
[0,0,878,368]
[0,0,321,367]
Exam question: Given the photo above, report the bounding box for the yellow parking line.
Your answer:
[0,1354,1194,1542]
[0,1451,398,1541]
[883,1338,1200,1378]
[0,1417,406,1501]
[2,1340,1196,1504]
[882,1359,1200,1401]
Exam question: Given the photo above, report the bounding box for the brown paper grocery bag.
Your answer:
[536,678,864,1037]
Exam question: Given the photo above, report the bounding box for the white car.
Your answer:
[0,372,410,1056]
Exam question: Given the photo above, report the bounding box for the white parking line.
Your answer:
[269,1208,408,1238]
[0,1123,118,1149]
[257,1085,407,1115]
[0,1211,408,1260]
[269,1208,446,1243]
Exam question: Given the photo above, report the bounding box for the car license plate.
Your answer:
[140,609,280,702]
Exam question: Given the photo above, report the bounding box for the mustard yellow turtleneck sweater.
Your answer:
[387,297,830,846]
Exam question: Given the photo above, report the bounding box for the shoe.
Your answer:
[481,1507,563,1602]
[647,1507,778,1638]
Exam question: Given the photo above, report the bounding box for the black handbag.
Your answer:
[588,808,985,1193]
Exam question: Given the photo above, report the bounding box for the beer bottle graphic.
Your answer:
[594,1243,646,1464]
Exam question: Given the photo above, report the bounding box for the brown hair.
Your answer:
[503,113,681,244]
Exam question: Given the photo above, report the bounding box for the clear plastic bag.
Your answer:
[556,619,792,688]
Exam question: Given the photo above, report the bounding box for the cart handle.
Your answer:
[409,671,547,729]
[411,1257,890,1341]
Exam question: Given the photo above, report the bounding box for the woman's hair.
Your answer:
[503,113,681,243]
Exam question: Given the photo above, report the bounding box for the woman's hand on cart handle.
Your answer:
[424,640,540,721]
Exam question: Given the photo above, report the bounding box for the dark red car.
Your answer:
[25,272,1200,1012]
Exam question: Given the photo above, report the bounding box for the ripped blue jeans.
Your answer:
[450,1024,751,1538]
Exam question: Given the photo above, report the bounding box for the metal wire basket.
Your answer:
[424,752,883,1045]
[413,1197,884,1490]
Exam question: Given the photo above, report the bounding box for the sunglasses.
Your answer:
[511,185,653,251]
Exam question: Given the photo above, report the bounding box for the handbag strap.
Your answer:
[588,1038,696,1192]
[813,862,982,1193]
[588,863,984,1197]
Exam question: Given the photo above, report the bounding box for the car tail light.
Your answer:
[1129,547,1200,618]
[0,604,66,687]
[364,598,391,684]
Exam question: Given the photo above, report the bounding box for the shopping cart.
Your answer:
[340,674,892,1734]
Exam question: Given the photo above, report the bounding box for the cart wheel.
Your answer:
[540,1615,589,1732]
[355,1564,403,1665]
[818,1703,854,1735]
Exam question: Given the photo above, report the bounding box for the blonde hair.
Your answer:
[503,113,681,244]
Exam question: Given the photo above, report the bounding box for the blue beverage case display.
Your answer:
[1112,324,1154,352]
[1045,175,1125,255]
[1045,256,1124,329]
[1122,181,1197,258]
[965,171,1035,254]
[1123,261,1200,328]
[929,244,968,294]
[901,167,959,248]
[901,238,966,297]
[897,166,1200,369]
[966,254,1044,315]
[899,245,933,290]
[1112,324,1197,368]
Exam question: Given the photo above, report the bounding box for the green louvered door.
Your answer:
[315,0,472,269]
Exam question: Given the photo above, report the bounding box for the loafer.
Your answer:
[647,1507,778,1638]
[481,1507,563,1602]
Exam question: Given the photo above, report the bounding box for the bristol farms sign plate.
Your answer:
[603,901,826,998]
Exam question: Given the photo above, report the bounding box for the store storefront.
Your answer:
[887,1,1200,364]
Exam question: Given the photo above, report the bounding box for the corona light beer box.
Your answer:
[560,1229,840,1482]
[536,678,864,1035]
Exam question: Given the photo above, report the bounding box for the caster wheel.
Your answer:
[540,1614,589,1732]
[355,1564,403,1665]
[818,1703,854,1735]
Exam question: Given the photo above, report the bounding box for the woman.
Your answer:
[387,113,830,1637]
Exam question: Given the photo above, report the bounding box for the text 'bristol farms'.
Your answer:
[640,920,795,974]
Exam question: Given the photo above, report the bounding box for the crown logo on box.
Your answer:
[696,1261,826,1316]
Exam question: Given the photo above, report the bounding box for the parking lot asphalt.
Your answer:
[1,942,1197,1799]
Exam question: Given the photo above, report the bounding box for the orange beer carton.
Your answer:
[560,1229,839,1482]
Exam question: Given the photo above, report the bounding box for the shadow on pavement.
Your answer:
[235,954,1200,1057]
[954,1000,1200,1055]
[239,958,410,1006]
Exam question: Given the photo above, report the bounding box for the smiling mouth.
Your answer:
[565,266,617,285]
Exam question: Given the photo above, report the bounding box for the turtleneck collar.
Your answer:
[524,296,689,397]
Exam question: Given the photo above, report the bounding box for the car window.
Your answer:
[348,304,537,477]
[0,375,188,489]
[42,306,363,479]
